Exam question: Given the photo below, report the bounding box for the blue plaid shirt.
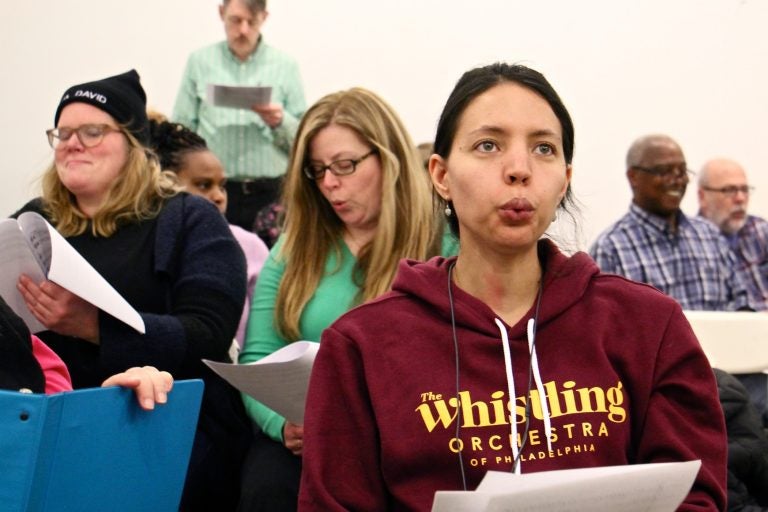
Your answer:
[718,215,768,311]
[590,203,750,311]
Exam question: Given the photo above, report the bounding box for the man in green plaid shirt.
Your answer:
[173,0,306,231]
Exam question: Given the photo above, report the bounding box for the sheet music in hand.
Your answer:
[0,212,145,334]
[205,84,272,109]
[204,341,319,424]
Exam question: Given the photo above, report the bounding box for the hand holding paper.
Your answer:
[283,420,304,456]
[206,83,272,110]
[0,213,145,334]
[252,103,283,128]
[17,275,99,343]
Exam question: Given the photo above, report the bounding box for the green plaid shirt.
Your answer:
[172,39,306,179]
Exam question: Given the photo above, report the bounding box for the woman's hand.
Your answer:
[101,366,173,411]
[17,275,99,343]
[283,421,304,456]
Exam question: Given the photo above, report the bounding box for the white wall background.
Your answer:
[3,0,766,249]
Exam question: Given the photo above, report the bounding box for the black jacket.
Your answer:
[0,296,44,393]
[716,368,768,511]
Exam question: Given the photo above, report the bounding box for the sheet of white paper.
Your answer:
[14,214,51,273]
[429,492,492,512]
[431,460,701,512]
[205,84,272,109]
[17,212,145,334]
[203,341,319,424]
[0,218,47,332]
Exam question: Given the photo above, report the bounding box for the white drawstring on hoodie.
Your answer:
[494,317,552,475]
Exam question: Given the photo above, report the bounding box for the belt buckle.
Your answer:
[241,179,255,195]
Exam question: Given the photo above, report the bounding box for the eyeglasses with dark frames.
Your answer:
[632,164,694,182]
[46,124,123,149]
[701,185,754,197]
[303,149,377,180]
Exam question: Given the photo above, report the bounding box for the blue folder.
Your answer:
[0,379,203,512]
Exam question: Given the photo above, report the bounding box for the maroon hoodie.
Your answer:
[300,240,727,511]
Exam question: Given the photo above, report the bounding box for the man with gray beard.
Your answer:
[698,158,768,429]
[698,158,768,311]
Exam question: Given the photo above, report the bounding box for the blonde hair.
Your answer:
[276,87,443,341]
[41,129,181,237]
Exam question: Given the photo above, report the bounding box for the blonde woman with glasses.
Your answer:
[238,87,457,511]
[14,70,251,511]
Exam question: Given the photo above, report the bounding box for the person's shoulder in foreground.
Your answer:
[715,368,768,510]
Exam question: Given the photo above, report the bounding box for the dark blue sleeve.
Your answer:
[99,195,246,377]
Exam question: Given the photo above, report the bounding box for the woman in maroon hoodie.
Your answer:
[299,63,727,511]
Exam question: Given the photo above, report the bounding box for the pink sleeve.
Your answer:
[31,335,73,394]
[230,225,270,347]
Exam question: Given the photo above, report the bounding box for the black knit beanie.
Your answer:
[53,69,149,146]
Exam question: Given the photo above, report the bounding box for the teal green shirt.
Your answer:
[239,232,459,441]
[172,39,306,179]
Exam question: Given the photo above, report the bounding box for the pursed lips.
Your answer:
[500,197,534,211]
[499,198,535,221]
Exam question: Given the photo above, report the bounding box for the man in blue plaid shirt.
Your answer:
[697,158,768,429]
[697,158,767,311]
[590,134,751,311]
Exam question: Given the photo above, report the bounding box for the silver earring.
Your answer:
[444,203,452,217]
